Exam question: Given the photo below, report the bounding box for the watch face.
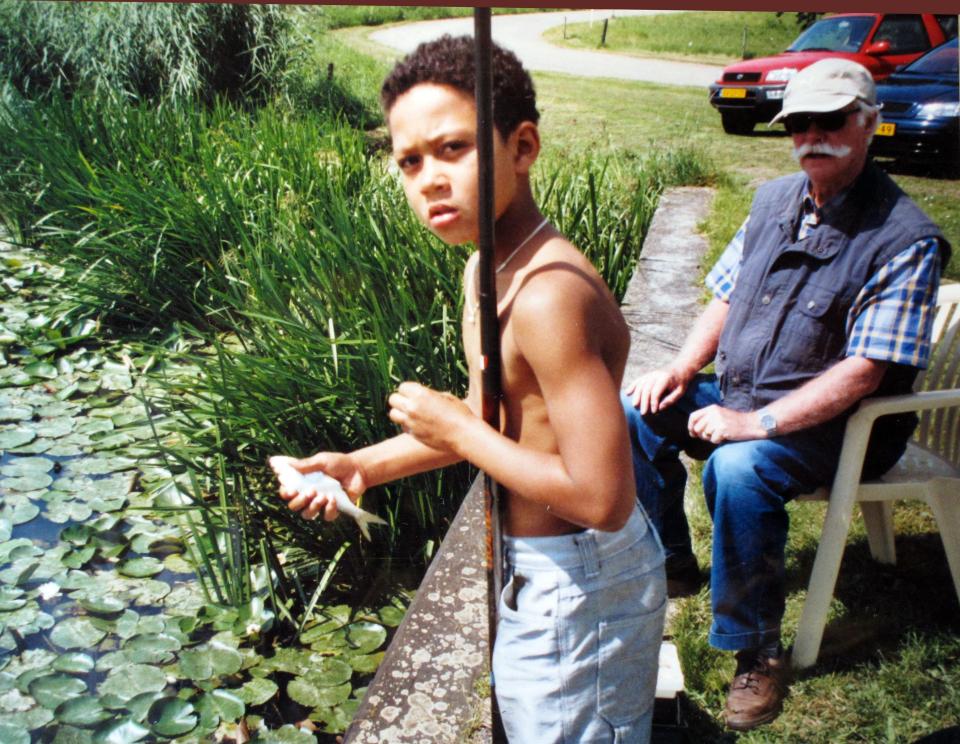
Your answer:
[761,413,776,433]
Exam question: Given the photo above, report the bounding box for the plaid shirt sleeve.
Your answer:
[846,237,942,369]
[705,217,748,302]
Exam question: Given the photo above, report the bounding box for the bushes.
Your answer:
[0,1,295,105]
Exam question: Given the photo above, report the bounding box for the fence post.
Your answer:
[600,18,609,47]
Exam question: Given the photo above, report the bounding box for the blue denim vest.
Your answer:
[716,162,949,429]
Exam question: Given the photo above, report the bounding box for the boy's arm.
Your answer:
[391,274,635,532]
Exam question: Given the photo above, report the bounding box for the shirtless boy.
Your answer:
[272,35,666,742]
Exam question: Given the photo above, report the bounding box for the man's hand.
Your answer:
[688,405,763,444]
[270,453,367,522]
[388,382,476,453]
[625,367,690,415]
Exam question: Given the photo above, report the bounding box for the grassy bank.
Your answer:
[545,11,799,65]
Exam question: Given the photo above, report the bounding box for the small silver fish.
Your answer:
[270,456,387,540]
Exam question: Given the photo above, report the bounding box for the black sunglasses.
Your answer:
[783,108,857,135]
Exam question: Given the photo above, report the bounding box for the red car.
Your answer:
[709,13,956,134]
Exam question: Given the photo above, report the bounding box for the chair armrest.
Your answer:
[849,388,960,427]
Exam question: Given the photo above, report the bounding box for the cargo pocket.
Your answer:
[597,601,666,729]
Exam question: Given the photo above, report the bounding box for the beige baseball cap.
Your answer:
[770,58,876,124]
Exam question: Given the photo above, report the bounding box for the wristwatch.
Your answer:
[758,408,778,438]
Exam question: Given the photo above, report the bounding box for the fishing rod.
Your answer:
[473,9,507,743]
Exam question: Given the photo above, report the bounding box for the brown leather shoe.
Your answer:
[723,650,790,731]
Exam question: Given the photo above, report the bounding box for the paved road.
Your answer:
[369,10,722,89]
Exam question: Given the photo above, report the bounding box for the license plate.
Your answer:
[720,88,748,99]
[875,122,896,136]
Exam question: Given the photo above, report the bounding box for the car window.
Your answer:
[788,16,875,53]
[935,15,958,40]
[873,15,931,54]
[901,38,959,76]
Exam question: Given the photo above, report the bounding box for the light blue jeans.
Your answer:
[493,504,666,743]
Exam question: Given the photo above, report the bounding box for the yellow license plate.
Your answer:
[720,88,748,99]
[875,122,896,136]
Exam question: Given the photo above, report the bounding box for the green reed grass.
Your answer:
[0,1,295,105]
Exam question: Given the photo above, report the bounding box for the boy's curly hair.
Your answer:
[380,35,539,140]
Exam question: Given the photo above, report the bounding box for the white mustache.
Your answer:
[792,142,852,161]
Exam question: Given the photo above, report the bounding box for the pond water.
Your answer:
[1,248,407,741]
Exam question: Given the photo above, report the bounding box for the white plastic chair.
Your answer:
[792,282,960,669]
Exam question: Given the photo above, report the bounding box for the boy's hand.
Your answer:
[388,382,475,453]
[625,367,689,415]
[269,453,367,522]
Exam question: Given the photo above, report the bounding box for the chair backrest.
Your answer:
[914,282,960,465]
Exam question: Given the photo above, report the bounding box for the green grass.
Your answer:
[303,5,548,32]
[544,11,800,65]
[670,471,960,742]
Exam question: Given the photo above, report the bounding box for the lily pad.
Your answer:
[116,558,163,579]
[235,677,278,706]
[177,641,243,681]
[23,362,58,380]
[77,595,126,615]
[123,633,181,664]
[0,721,29,744]
[0,406,32,423]
[0,456,53,476]
[287,677,351,709]
[204,689,245,722]
[146,697,197,737]
[51,617,108,650]
[92,717,150,743]
[54,696,111,727]
[253,724,318,743]
[0,586,26,611]
[97,664,167,701]
[34,418,75,439]
[348,652,384,674]
[377,605,405,627]
[345,622,387,655]
[3,472,53,491]
[313,699,360,733]
[28,673,88,710]
[52,653,95,675]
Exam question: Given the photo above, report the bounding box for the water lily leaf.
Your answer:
[55,382,80,401]
[92,651,132,673]
[61,547,96,569]
[0,539,33,563]
[116,558,163,579]
[0,518,11,542]
[0,406,32,423]
[24,362,58,380]
[377,605,405,627]
[34,418,75,438]
[51,617,108,650]
[97,664,167,701]
[28,673,88,709]
[1,702,54,730]
[313,699,360,733]
[54,696,110,727]
[71,457,137,476]
[77,419,113,436]
[0,586,26,611]
[92,716,150,743]
[52,653,95,675]
[235,677,277,706]
[348,652,384,674]
[251,724,317,743]
[77,595,126,615]
[88,497,127,513]
[0,721,30,744]
[114,610,140,640]
[123,633,181,664]
[146,697,196,737]
[313,658,353,687]
[0,559,38,586]
[0,456,53,476]
[345,622,386,655]
[5,501,41,526]
[3,472,53,491]
[124,691,164,723]
[51,725,95,743]
[9,437,52,454]
[177,641,242,681]
[60,524,93,546]
[287,677,351,709]
[205,689,245,722]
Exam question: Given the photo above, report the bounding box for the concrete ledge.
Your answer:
[347,186,715,742]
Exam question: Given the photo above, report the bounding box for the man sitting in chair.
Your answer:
[622,58,950,731]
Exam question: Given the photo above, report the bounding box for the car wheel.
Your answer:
[721,112,756,135]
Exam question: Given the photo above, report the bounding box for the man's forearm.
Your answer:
[764,356,888,435]
[673,297,729,379]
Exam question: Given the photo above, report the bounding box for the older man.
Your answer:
[622,58,950,730]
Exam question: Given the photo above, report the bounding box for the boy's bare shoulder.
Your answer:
[512,235,615,317]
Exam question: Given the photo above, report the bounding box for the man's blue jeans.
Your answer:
[621,374,907,651]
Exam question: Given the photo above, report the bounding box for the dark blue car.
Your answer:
[870,37,959,169]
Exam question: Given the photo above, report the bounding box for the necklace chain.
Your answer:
[466,217,550,324]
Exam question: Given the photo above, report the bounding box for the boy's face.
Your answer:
[388,83,520,246]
